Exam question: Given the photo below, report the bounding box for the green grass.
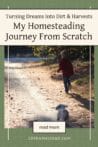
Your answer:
[75,76,89,86]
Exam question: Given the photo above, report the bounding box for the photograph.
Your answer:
[4,46,94,128]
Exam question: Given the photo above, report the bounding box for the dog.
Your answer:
[56,104,69,126]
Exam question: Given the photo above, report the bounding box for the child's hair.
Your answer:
[60,50,69,59]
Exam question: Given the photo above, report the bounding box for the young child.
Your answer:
[57,52,74,94]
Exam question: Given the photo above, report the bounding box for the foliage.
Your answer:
[5,46,94,62]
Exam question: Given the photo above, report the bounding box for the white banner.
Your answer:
[0,9,98,45]
[33,122,65,133]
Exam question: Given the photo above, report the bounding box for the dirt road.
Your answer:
[4,58,94,128]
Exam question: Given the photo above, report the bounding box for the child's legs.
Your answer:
[67,77,71,89]
[63,77,70,93]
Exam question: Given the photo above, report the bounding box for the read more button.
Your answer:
[33,122,65,133]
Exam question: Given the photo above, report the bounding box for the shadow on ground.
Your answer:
[69,93,94,112]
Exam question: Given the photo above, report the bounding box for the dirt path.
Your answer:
[4,60,94,128]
